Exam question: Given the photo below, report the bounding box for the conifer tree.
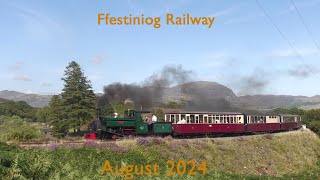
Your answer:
[60,61,96,132]
[48,95,66,136]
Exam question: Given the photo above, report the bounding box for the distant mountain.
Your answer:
[163,81,239,111]
[1,81,320,110]
[163,81,320,111]
[163,81,237,102]
[0,90,52,108]
[0,97,9,103]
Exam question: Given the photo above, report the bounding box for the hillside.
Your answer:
[163,81,237,102]
[162,81,239,111]
[0,97,9,103]
[1,81,320,110]
[163,81,320,111]
[235,95,320,111]
[0,90,52,108]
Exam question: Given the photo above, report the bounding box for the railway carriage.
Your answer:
[279,114,301,130]
[164,111,245,135]
[245,115,281,132]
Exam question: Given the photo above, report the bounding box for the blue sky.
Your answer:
[1,0,320,96]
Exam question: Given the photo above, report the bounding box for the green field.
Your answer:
[0,130,319,179]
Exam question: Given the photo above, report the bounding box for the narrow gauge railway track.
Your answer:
[18,129,305,148]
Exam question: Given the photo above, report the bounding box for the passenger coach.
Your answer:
[164,110,245,135]
[164,110,301,135]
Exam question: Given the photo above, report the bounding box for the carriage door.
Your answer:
[195,114,199,123]
[203,115,208,123]
[186,114,190,123]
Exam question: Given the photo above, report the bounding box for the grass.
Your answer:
[0,130,319,179]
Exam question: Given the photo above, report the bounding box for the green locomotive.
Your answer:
[85,109,172,139]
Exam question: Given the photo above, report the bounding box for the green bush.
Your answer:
[0,116,43,142]
[272,108,320,136]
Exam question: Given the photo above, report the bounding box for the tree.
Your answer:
[60,61,96,132]
[48,95,67,137]
[0,101,37,121]
[35,107,50,123]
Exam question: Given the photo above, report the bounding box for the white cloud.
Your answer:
[88,74,102,81]
[8,61,24,72]
[127,0,191,16]
[211,7,235,18]
[279,0,320,15]
[202,52,237,68]
[14,75,32,81]
[288,65,318,78]
[91,55,104,65]
[41,82,53,87]
[9,2,64,39]
[270,48,318,58]
[223,17,249,25]
[22,90,36,94]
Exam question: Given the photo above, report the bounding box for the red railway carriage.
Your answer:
[245,115,281,132]
[279,114,301,130]
[164,110,245,135]
[163,111,302,135]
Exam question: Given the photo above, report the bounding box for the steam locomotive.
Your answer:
[84,109,302,140]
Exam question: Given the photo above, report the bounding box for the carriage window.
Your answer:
[171,115,175,123]
[181,115,186,121]
[175,115,179,122]
[190,115,195,123]
[199,115,203,123]
[186,116,190,123]
[165,115,170,122]
[208,116,212,123]
[204,116,208,123]
[250,116,255,123]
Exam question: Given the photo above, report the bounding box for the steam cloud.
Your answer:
[238,69,269,95]
[98,65,193,109]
